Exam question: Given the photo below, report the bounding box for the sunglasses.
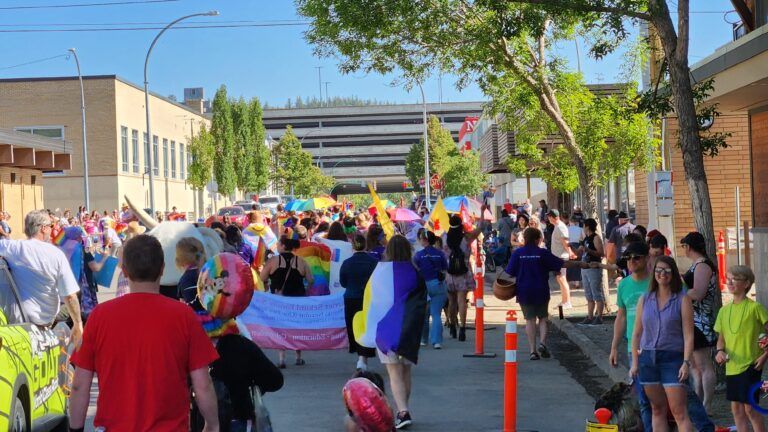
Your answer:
[625,255,646,262]
[654,267,673,275]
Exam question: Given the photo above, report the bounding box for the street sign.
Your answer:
[430,174,441,190]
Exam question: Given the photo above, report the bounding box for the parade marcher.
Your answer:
[444,214,483,342]
[414,230,448,349]
[630,256,695,432]
[177,237,207,304]
[0,210,82,344]
[68,235,220,432]
[715,265,768,432]
[80,241,109,323]
[225,225,254,265]
[579,218,604,325]
[505,227,579,360]
[680,232,721,413]
[340,235,379,371]
[546,209,576,309]
[378,235,427,429]
[260,236,314,368]
[366,225,386,261]
[327,221,349,241]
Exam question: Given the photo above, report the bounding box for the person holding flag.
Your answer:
[444,212,485,341]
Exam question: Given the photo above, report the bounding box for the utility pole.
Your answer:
[68,48,90,211]
[315,66,323,104]
[324,81,331,105]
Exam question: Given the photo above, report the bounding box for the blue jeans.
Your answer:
[631,354,714,432]
[422,279,447,345]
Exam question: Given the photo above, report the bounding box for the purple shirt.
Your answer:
[640,291,685,352]
[505,245,563,305]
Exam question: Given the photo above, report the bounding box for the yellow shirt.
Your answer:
[714,298,768,375]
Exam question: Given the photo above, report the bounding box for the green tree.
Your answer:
[231,97,253,195]
[187,123,214,191]
[211,85,236,196]
[295,165,336,196]
[442,149,487,197]
[298,0,657,218]
[273,126,313,195]
[247,98,271,193]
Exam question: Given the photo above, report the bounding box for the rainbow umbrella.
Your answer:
[297,196,337,211]
[387,207,422,222]
[442,196,495,221]
[284,199,306,212]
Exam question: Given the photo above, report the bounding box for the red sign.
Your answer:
[458,116,479,143]
[430,174,441,190]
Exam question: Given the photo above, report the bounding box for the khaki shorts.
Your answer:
[377,349,414,366]
[445,272,475,292]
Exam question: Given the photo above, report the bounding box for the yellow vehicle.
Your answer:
[0,258,71,431]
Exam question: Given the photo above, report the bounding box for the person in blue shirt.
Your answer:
[413,229,449,348]
[505,227,580,360]
[340,234,379,371]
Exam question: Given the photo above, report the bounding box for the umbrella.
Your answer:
[284,199,305,212]
[367,200,396,215]
[387,207,422,222]
[297,196,337,211]
[442,195,495,221]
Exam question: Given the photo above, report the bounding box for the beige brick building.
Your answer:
[0,75,227,220]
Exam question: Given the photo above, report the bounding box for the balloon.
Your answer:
[343,378,394,432]
[594,408,612,424]
[197,252,254,320]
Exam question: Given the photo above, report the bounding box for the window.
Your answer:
[121,126,129,172]
[132,130,139,173]
[143,133,150,174]
[170,141,176,178]
[152,136,159,176]
[15,126,64,140]
[162,138,169,177]
[180,143,186,179]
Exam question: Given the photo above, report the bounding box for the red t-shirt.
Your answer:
[71,292,219,432]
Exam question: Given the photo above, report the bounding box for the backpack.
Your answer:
[447,246,468,275]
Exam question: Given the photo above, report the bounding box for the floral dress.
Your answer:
[684,261,722,346]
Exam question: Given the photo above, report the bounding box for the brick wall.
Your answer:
[652,115,753,256]
[634,168,649,226]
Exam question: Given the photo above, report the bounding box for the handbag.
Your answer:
[492,272,516,301]
[252,386,274,432]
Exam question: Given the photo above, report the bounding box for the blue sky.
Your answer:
[0,0,738,106]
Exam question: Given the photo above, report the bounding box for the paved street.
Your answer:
[90,288,596,431]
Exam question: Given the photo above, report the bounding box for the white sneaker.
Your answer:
[356,360,368,371]
[433,343,442,349]
[559,302,573,309]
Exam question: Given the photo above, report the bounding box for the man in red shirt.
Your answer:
[68,235,220,432]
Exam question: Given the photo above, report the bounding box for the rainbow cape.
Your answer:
[353,261,427,364]
[295,240,332,296]
[243,223,278,269]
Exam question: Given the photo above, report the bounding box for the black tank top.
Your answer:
[583,233,601,263]
[269,252,306,297]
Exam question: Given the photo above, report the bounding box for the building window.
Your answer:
[152,135,159,176]
[132,130,139,173]
[163,138,169,177]
[171,141,176,179]
[143,132,150,174]
[121,126,129,172]
[180,143,186,179]
[15,126,64,140]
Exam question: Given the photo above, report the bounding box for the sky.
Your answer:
[0,0,740,107]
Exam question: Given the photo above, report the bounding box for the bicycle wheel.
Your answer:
[485,256,497,273]
[748,380,768,415]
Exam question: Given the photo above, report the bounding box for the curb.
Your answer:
[549,316,630,384]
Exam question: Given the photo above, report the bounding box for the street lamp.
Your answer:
[417,82,431,210]
[144,10,219,214]
[68,48,90,211]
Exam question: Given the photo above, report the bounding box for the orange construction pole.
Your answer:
[717,230,727,292]
[503,310,518,432]
[464,240,496,358]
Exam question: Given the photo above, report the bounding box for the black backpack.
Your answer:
[447,246,468,275]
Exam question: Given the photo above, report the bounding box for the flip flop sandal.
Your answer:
[295,358,306,366]
[530,352,540,361]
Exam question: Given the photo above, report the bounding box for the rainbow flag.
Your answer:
[55,226,87,280]
[353,261,427,364]
[295,240,332,296]
[243,223,278,269]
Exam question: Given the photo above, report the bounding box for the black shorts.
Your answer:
[693,327,715,349]
[726,365,762,403]
[520,302,549,320]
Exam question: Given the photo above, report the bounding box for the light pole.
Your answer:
[417,82,431,210]
[144,10,219,214]
[68,48,90,211]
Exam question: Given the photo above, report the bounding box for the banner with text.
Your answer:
[240,291,348,351]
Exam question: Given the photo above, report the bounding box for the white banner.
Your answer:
[318,238,354,293]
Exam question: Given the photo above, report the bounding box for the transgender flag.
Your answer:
[353,262,427,364]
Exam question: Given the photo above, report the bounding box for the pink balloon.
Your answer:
[343,378,394,432]
[198,252,255,320]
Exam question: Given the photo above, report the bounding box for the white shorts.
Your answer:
[377,349,414,366]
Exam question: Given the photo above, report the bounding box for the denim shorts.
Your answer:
[638,349,686,387]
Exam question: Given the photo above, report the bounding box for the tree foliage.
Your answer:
[263,95,394,109]
[211,85,237,196]
[404,115,487,196]
[298,0,654,215]
[187,123,214,191]
[273,126,335,196]
[231,98,253,192]
[248,98,271,193]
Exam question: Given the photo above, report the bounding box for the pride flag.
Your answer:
[55,226,86,281]
[369,184,395,240]
[243,223,278,269]
[318,238,353,293]
[295,240,332,296]
[427,196,451,235]
[353,261,427,364]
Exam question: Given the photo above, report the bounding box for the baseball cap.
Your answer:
[617,241,649,269]
[546,209,560,218]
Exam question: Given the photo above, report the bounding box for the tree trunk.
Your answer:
[576,164,599,219]
[652,10,718,260]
